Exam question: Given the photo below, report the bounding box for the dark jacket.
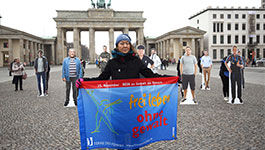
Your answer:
[85,49,164,81]
[219,56,229,77]
[34,56,48,72]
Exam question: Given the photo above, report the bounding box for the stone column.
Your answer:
[73,28,81,58]
[179,38,183,56]
[25,40,29,64]
[30,41,34,62]
[19,39,24,62]
[8,39,13,63]
[51,44,55,65]
[191,38,196,55]
[34,42,37,59]
[123,28,129,35]
[163,40,166,59]
[0,51,3,67]
[89,28,95,63]
[170,38,174,59]
[137,28,144,45]
[109,28,114,52]
[200,38,204,56]
[56,27,63,64]
[62,29,67,59]
[173,39,177,59]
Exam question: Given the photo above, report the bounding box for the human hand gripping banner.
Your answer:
[77,76,179,150]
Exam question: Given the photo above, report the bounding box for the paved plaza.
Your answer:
[0,64,265,149]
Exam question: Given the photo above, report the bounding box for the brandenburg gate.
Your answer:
[54,9,146,64]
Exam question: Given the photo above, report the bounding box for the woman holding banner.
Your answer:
[76,34,172,150]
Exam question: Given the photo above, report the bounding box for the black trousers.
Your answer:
[231,72,241,99]
[66,77,77,103]
[45,72,50,92]
[220,75,229,97]
[14,75,23,90]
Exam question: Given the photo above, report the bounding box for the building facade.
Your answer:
[145,26,206,60]
[0,25,56,67]
[189,5,265,62]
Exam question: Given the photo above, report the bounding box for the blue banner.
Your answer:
[77,77,179,149]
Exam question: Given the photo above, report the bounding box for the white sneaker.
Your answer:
[206,87,210,90]
[224,97,229,101]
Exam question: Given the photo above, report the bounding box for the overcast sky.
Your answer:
[0,0,260,54]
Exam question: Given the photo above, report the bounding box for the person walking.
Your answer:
[150,48,161,73]
[34,50,48,97]
[76,34,170,150]
[62,48,83,106]
[180,46,198,103]
[225,46,244,104]
[12,58,25,91]
[200,50,212,90]
[9,59,16,76]
[99,45,111,72]
[219,56,229,101]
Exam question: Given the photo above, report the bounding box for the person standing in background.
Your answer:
[34,50,48,97]
[62,48,83,106]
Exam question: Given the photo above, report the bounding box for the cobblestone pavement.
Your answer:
[0,65,264,149]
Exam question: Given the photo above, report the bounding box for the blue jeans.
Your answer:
[36,72,46,95]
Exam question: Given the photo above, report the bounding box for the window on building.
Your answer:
[213,49,217,59]
[217,23,220,32]
[235,14,239,19]
[235,23,239,30]
[227,35,231,44]
[183,42,187,46]
[23,44,26,49]
[213,35,217,44]
[242,49,246,57]
[263,35,265,43]
[263,49,265,58]
[220,14,224,19]
[257,23,260,30]
[242,14,246,19]
[249,37,253,44]
[213,23,216,32]
[213,14,217,19]
[227,14,231,19]
[197,19,199,24]
[221,23,223,32]
[220,49,224,59]
[257,35,260,44]
[235,35,239,44]
[242,35,246,44]
[227,23,231,30]
[263,14,265,19]
[257,14,260,19]
[220,35,224,44]
[242,23,246,30]
[228,49,231,55]
[257,49,260,58]
[263,23,265,30]
[3,43,8,48]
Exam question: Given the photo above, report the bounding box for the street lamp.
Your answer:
[0,15,2,26]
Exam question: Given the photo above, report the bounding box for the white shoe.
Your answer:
[224,97,229,101]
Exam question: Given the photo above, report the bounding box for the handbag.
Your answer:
[22,71,27,80]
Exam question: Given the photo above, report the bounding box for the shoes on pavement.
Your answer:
[239,98,243,103]
[193,98,197,104]
[181,98,187,102]
[64,101,69,107]
[224,97,229,101]
[206,87,210,90]
[231,98,235,104]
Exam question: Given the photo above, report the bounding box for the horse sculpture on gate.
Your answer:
[91,0,111,9]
